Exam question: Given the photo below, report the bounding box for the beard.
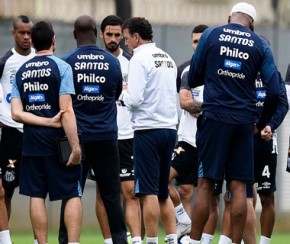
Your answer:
[105,42,120,52]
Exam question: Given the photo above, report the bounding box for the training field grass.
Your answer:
[11,228,290,244]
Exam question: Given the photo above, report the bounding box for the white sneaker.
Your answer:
[179,235,191,244]
[176,222,191,239]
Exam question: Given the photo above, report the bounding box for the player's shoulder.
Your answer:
[0,49,14,65]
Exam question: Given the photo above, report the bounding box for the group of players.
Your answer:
[0,1,290,244]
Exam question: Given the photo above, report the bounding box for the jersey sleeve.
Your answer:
[59,65,75,95]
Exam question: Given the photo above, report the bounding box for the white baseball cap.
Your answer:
[230,2,257,21]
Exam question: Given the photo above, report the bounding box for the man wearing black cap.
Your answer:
[187,2,280,244]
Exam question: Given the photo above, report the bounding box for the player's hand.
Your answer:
[190,112,201,118]
[49,109,66,128]
[66,146,82,167]
[261,125,272,141]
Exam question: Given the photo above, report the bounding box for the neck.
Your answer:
[14,46,32,56]
[37,50,53,56]
[107,48,121,58]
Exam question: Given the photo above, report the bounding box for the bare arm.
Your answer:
[179,89,202,117]
[59,94,81,166]
[11,98,64,128]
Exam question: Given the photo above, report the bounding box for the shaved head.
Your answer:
[73,15,97,46]
[74,15,96,32]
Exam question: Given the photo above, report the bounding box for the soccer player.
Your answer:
[187,2,280,243]
[60,15,128,244]
[11,20,82,244]
[0,15,35,244]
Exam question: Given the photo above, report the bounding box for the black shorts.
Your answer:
[0,127,23,190]
[171,141,198,187]
[254,148,277,194]
[118,139,134,182]
[213,180,223,195]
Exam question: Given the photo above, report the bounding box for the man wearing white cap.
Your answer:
[187,2,280,244]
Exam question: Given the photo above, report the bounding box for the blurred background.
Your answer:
[1,0,290,234]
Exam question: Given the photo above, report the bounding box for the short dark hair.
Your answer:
[31,21,55,51]
[101,15,123,33]
[122,17,153,41]
[13,15,32,29]
[192,24,208,35]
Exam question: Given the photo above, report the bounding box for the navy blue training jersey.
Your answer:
[62,45,123,141]
[12,55,75,156]
[188,23,280,124]
[255,71,288,130]
[255,71,288,151]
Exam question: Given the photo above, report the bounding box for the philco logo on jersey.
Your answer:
[82,85,100,94]
[256,90,266,99]
[220,46,249,60]
[29,93,45,103]
[24,81,49,92]
[224,59,242,70]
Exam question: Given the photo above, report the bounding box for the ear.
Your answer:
[227,16,231,24]
[73,30,77,40]
[250,21,255,32]
[100,32,103,39]
[52,35,56,52]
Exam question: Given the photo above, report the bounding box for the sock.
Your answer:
[188,238,201,244]
[34,239,38,244]
[104,238,113,244]
[201,233,214,244]
[166,234,177,244]
[132,236,142,243]
[175,203,191,224]
[218,235,232,244]
[146,236,158,244]
[260,236,271,244]
[0,230,12,244]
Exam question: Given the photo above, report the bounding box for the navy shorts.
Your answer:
[227,180,254,198]
[171,141,198,187]
[133,129,177,200]
[254,142,277,195]
[197,115,254,182]
[20,155,82,201]
[0,127,23,190]
[119,139,134,182]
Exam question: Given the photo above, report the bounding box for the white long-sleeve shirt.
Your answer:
[123,43,178,130]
